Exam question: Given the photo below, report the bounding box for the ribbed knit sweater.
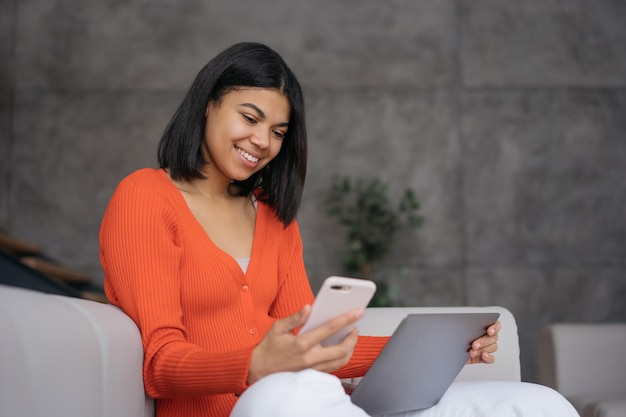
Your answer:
[99,168,387,417]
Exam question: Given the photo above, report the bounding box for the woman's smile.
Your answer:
[235,145,261,164]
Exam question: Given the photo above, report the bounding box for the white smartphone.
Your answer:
[299,276,377,346]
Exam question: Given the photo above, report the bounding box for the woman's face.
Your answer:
[203,87,290,183]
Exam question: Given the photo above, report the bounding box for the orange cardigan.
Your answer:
[99,168,387,417]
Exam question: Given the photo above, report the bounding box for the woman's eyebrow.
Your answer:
[240,103,266,118]
[239,103,289,127]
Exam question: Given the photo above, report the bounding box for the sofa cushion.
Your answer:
[0,284,154,417]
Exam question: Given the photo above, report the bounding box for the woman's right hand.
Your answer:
[247,305,363,385]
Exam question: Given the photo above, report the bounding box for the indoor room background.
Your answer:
[1,0,625,383]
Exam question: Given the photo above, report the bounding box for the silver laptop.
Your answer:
[348,312,500,416]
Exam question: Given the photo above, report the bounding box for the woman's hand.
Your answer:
[467,320,501,364]
[247,305,363,385]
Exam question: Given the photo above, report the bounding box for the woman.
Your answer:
[100,42,578,417]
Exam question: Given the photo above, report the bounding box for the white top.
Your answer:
[236,258,250,273]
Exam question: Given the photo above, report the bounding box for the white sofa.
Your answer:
[0,284,521,417]
[538,323,626,417]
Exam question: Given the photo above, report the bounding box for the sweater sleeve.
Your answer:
[100,177,253,398]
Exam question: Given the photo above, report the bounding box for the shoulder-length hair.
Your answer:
[158,42,307,227]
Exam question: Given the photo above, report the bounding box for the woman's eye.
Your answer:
[272,130,286,140]
[242,114,257,124]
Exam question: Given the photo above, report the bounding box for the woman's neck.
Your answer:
[191,177,233,201]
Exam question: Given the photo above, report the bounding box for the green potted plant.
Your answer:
[323,176,423,306]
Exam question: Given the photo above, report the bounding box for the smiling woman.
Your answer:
[100,42,375,417]
[99,42,579,417]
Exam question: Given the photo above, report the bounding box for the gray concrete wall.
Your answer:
[1,0,625,382]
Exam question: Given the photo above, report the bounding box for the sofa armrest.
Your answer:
[0,284,154,417]
[359,306,521,382]
[538,323,626,398]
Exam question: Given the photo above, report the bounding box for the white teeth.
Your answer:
[237,148,259,163]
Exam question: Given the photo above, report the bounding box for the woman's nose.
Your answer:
[250,130,270,149]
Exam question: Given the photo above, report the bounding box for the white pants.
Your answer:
[230,369,580,417]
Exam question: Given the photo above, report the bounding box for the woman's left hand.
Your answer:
[467,320,501,364]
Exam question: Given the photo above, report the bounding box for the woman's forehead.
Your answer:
[214,88,290,118]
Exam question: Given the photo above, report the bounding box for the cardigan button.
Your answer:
[249,329,255,334]
[242,285,249,292]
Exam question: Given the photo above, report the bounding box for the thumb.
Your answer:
[276,304,311,335]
